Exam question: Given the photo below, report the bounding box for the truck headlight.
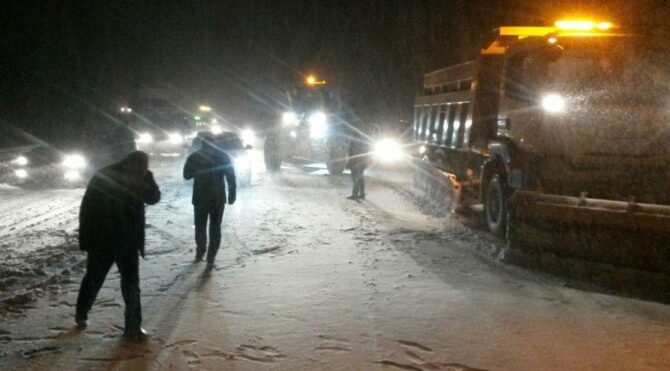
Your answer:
[374,138,403,162]
[13,156,29,166]
[541,93,566,113]
[282,111,298,126]
[62,154,87,169]
[168,132,183,144]
[137,133,154,143]
[15,169,28,179]
[308,111,327,139]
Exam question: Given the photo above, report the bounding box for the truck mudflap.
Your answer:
[507,191,670,293]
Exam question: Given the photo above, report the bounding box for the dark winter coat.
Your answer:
[346,140,370,170]
[183,149,236,206]
[78,163,161,258]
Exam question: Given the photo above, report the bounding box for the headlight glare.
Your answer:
[374,138,403,162]
[15,169,28,179]
[308,111,327,139]
[14,156,29,166]
[211,125,223,135]
[62,154,87,169]
[282,111,298,126]
[542,93,566,113]
[241,129,256,145]
[234,157,250,171]
[137,133,154,144]
[168,132,183,144]
[64,170,81,181]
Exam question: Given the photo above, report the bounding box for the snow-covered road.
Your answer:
[1,157,669,370]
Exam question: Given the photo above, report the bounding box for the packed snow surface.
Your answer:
[0,157,668,370]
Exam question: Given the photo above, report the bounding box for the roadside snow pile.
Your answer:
[0,238,84,315]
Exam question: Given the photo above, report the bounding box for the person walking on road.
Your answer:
[75,151,160,342]
[346,131,370,200]
[183,133,236,267]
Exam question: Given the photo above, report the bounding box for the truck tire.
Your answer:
[264,134,282,172]
[485,173,508,237]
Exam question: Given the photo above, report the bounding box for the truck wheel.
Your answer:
[485,173,508,237]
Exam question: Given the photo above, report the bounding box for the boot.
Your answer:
[123,327,150,342]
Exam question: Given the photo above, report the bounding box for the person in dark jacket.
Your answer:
[183,133,236,266]
[346,132,370,200]
[75,151,160,342]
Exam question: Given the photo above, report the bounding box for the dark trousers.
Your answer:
[351,167,366,197]
[76,249,141,332]
[194,202,225,262]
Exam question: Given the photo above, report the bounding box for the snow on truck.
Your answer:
[413,20,670,279]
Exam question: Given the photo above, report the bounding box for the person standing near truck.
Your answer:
[346,131,370,200]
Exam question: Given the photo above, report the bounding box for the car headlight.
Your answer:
[374,138,403,162]
[13,156,29,166]
[282,111,298,126]
[211,125,223,135]
[168,132,183,144]
[15,169,28,179]
[241,129,256,145]
[64,170,81,181]
[62,154,87,169]
[137,133,154,144]
[308,111,327,139]
[541,93,566,113]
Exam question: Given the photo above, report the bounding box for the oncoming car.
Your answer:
[189,131,253,187]
[0,146,93,188]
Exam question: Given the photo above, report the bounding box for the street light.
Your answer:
[199,105,212,112]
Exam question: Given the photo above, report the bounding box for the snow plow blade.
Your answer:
[510,191,670,233]
[507,191,670,300]
[507,191,670,275]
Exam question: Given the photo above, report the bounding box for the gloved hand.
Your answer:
[228,192,236,205]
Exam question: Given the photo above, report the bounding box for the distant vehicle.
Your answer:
[190,131,253,187]
[129,86,193,154]
[0,145,94,188]
[265,74,348,174]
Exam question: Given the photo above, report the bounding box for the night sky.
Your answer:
[1,0,668,146]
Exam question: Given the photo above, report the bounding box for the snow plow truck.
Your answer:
[412,20,670,289]
[264,75,348,174]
